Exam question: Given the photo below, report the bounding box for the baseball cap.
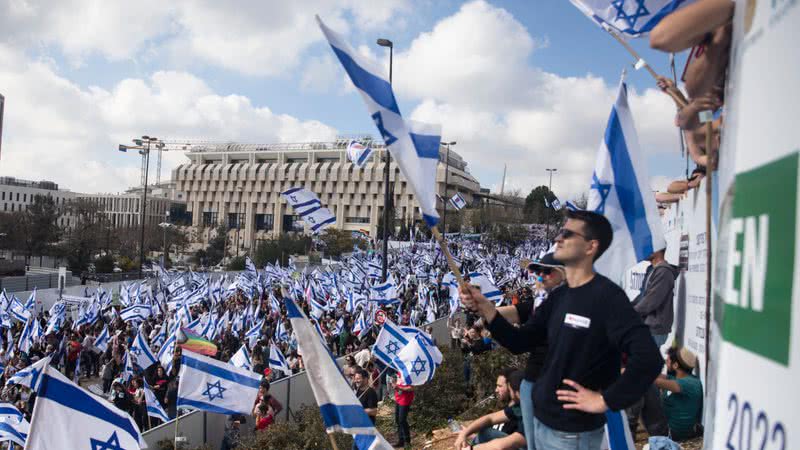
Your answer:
[527,253,564,271]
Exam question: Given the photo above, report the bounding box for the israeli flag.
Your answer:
[347,140,374,167]
[565,200,581,211]
[120,304,151,323]
[229,344,252,371]
[17,319,34,354]
[143,380,170,423]
[274,320,289,343]
[9,298,30,323]
[157,330,178,373]
[318,16,442,227]
[301,204,337,234]
[94,326,110,353]
[281,187,323,214]
[466,272,504,305]
[285,298,392,448]
[177,350,261,416]
[0,403,23,423]
[333,317,345,336]
[372,320,435,368]
[392,333,443,386]
[26,365,145,450]
[6,357,49,391]
[130,331,158,370]
[604,409,637,450]
[245,318,263,347]
[569,0,695,38]
[449,193,467,210]
[0,417,28,447]
[369,276,399,305]
[551,197,563,211]
[587,82,665,283]
[269,343,291,377]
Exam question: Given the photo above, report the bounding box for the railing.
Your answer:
[0,272,80,293]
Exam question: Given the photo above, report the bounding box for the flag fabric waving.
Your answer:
[449,193,467,210]
[25,364,145,450]
[347,140,374,167]
[569,0,695,38]
[143,380,170,423]
[6,357,49,391]
[318,16,442,228]
[280,187,337,233]
[587,81,665,283]
[130,331,158,370]
[285,298,392,449]
[177,350,261,416]
[269,343,291,377]
[392,333,443,386]
[229,344,252,371]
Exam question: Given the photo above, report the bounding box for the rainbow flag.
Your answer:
[177,328,217,356]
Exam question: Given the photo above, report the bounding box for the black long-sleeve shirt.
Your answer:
[488,274,663,432]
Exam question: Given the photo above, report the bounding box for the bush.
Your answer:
[226,256,246,271]
[94,254,115,273]
[238,405,352,450]
[253,234,312,267]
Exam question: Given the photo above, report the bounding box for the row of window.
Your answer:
[202,212,275,231]
[0,192,71,204]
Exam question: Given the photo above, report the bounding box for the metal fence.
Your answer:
[0,272,80,293]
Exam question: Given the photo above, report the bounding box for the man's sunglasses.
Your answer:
[556,228,590,241]
[536,268,553,276]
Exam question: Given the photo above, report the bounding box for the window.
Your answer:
[255,214,274,231]
[202,211,218,227]
[1,192,4,200]
[16,193,19,201]
[346,217,370,224]
[227,213,245,229]
[23,194,27,202]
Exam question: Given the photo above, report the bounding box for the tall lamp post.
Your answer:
[235,186,244,258]
[545,168,557,238]
[135,136,159,279]
[440,141,456,234]
[158,219,173,267]
[377,37,393,283]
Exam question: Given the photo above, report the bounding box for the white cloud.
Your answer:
[0,45,337,193]
[396,0,676,199]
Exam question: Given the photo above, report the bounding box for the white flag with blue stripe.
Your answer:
[466,272,504,305]
[449,193,467,210]
[588,82,665,284]
[372,320,435,369]
[143,380,170,423]
[269,342,291,377]
[569,0,695,38]
[120,304,151,323]
[280,187,337,233]
[0,415,28,446]
[229,344,252,371]
[6,356,49,391]
[285,298,392,449]
[318,16,442,228]
[25,365,145,450]
[603,410,637,450]
[347,140,374,167]
[369,275,399,305]
[130,331,158,370]
[393,333,443,386]
[177,350,261,416]
[94,326,110,353]
[0,403,23,423]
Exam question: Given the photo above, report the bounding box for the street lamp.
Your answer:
[377,37,393,283]
[440,141,457,234]
[137,135,159,279]
[545,168,557,238]
[235,186,244,258]
[158,220,173,267]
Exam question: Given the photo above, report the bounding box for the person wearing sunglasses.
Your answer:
[460,210,663,450]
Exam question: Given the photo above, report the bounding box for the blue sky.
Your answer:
[0,0,686,197]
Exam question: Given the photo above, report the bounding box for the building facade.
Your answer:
[77,182,185,228]
[171,137,481,252]
[0,177,78,227]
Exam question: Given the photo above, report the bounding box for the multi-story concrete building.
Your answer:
[172,136,481,252]
[0,177,78,227]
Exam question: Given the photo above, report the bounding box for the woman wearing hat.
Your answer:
[654,347,703,441]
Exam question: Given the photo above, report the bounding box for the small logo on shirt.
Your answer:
[564,314,591,329]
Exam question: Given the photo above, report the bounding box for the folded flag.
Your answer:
[25,365,145,450]
[177,350,262,416]
[177,327,218,356]
[269,342,291,377]
[587,82,665,283]
[130,331,158,370]
[318,16,442,228]
[143,380,170,423]
[229,344,252,371]
[569,0,695,38]
[6,356,49,391]
[285,298,392,449]
[347,140,374,167]
[449,193,467,210]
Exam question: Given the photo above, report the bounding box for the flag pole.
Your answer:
[602,25,688,108]
[174,412,180,450]
[704,120,714,382]
[328,433,341,450]
[430,226,464,286]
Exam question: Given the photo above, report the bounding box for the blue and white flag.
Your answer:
[130,331,158,370]
[318,16,442,228]
[120,304,151,323]
[285,298,392,449]
[17,319,35,354]
[229,344,252,371]
[9,298,30,323]
[177,350,261,416]
[466,272,504,305]
[604,409,636,450]
[0,403,23,423]
[269,342,291,377]
[347,140,374,167]
[551,197,563,211]
[281,187,322,214]
[95,326,110,353]
[6,356,49,391]
[565,200,581,211]
[143,380,170,423]
[393,333,443,386]
[157,330,178,373]
[302,204,337,234]
[274,320,289,343]
[587,82,665,283]
[372,320,435,369]
[25,365,145,450]
[569,0,695,38]
[0,418,28,447]
[369,275,399,305]
[449,193,467,210]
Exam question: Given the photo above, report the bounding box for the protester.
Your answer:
[392,371,415,449]
[632,249,678,347]
[354,368,378,425]
[461,210,664,449]
[656,347,704,442]
[453,369,526,449]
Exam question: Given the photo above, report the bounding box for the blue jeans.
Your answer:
[520,379,536,450]
[476,428,508,444]
[395,404,411,445]
[534,417,604,450]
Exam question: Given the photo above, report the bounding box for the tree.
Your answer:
[19,195,61,257]
[376,187,398,239]
[318,228,365,259]
[226,255,246,271]
[58,198,104,273]
[94,254,115,273]
[253,234,312,267]
[524,185,559,225]
[205,225,228,265]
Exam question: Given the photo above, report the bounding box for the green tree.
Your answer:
[226,255,246,271]
[205,225,228,265]
[253,234,312,267]
[319,228,365,259]
[19,195,60,257]
[524,185,559,225]
[94,254,115,273]
[58,198,104,272]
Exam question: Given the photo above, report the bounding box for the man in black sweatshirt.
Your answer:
[461,210,664,449]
